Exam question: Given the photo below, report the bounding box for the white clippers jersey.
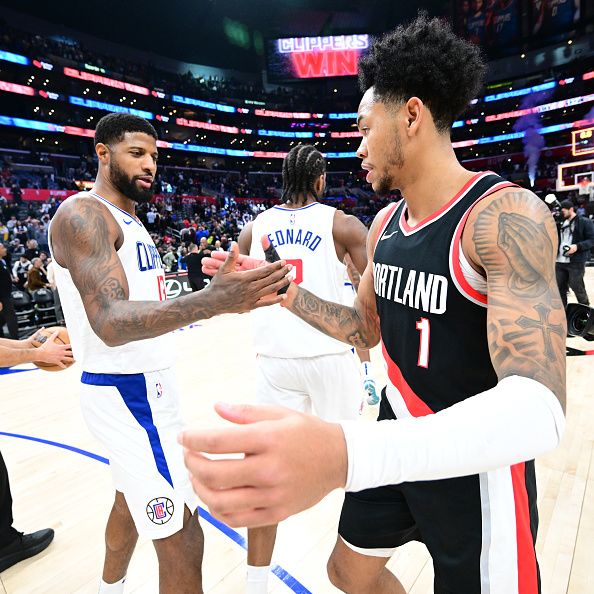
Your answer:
[250,202,350,358]
[49,192,174,374]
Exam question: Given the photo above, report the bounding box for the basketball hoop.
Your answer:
[578,179,594,199]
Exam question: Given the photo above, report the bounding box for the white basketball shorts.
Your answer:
[80,368,199,539]
[255,350,362,421]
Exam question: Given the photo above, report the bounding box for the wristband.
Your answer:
[263,241,289,295]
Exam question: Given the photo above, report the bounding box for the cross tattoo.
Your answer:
[516,304,564,361]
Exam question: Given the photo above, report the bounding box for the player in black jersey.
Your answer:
[182,14,566,594]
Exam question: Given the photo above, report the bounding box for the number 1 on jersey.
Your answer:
[416,317,430,368]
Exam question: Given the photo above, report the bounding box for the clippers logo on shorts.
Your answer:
[146,497,174,524]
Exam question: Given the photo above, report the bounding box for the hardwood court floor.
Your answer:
[1,270,593,594]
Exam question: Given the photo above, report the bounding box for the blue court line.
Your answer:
[0,366,38,375]
[0,431,313,594]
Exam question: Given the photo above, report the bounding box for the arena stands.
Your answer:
[1,8,593,335]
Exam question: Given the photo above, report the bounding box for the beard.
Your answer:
[374,131,405,197]
[109,159,154,204]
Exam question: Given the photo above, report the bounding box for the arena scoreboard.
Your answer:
[266,34,370,82]
[572,126,594,157]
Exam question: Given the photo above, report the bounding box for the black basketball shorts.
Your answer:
[338,390,541,594]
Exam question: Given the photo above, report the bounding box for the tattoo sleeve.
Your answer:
[52,198,229,346]
[286,266,380,349]
[471,191,566,408]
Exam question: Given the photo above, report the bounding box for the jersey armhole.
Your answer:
[372,201,401,254]
[450,181,518,305]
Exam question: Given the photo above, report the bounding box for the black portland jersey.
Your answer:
[374,172,517,416]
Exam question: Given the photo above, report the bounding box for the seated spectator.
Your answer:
[12,255,31,289]
[25,258,49,291]
[24,239,40,262]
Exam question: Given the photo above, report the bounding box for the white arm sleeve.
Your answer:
[339,375,565,493]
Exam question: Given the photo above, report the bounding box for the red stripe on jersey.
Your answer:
[373,201,401,253]
[381,340,434,417]
[450,181,518,306]
[511,462,539,594]
[400,171,488,234]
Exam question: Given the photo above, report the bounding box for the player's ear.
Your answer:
[95,143,110,164]
[315,173,326,196]
[404,97,423,137]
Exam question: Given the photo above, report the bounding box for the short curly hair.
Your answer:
[358,13,486,133]
[94,113,158,146]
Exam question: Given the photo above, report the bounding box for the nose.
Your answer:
[356,137,367,160]
[142,154,156,175]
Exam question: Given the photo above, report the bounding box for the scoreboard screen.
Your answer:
[266,34,370,82]
[572,126,594,157]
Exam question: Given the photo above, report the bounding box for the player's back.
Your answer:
[250,202,350,358]
[49,192,174,374]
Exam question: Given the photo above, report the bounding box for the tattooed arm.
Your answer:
[282,206,392,349]
[463,188,566,410]
[50,196,291,346]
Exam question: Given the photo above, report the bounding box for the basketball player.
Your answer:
[238,144,368,594]
[0,329,72,572]
[183,15,566,593]
[48,113,290,594]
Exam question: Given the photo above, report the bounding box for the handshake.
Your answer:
[202,236,291,296]
[566,303,594,341]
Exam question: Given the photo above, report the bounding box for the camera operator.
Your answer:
[555,199,594,313]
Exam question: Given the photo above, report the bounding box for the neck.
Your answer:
[92,171,137,216]
[286,193,316,209]
[399,139,474,226]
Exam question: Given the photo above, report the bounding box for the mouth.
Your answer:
[136,176,153,189]
[362,165,374,184]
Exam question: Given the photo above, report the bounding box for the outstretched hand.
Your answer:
[202,250,264,276]
[202,235,282,276]
[203,242,291,312]
[179,402,347,527]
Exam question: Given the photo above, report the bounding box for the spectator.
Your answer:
[11,255,31,290]
[162,245,178,272]
[24,239,40,262]
[25,258,49,291]
[555,199,594,313]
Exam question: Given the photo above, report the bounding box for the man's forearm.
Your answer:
[0,338,27,349]
[283,284,378,349]
[90,287,224,347]
[0,345,38,367]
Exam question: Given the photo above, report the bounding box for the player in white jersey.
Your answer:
[48,113,291,594]
[238,144,369,594]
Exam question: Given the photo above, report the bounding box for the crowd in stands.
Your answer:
[0,18,349,111]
